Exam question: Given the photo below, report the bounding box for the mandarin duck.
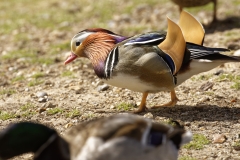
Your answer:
[65,11,239,113]
[171,0,218,22]
[0,114,192,160]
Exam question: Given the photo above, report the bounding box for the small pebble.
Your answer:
[143,112,153,119]
[36,91,48,98]
[44,81,53,85]
[97,84,109,92]
[233,49,240,56]
[110,105,116,109]
[213,134,227,144]
[42,102,57,108]
[75,89,83,94]
[38,108,46,113]
[65,123,73,128]
[38,97,47,103]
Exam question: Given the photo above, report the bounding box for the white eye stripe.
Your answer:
[72,32,94,46]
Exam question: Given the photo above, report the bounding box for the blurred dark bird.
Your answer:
[0,114,192,160]
[171,0,218,22]
[65,11,239,113]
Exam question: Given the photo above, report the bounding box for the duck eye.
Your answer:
[76,41,80,46]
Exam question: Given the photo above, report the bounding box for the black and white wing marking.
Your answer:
[105,47,119,78]
[186,43,230,60]
[124,32,166,46]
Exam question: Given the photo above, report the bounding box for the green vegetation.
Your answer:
[116,102,135,111]
[198,74,212,81]
[32,72,45,79]
[61,71,74,77]
[20,103,33,111]
[47,107,64,115]
[218,74,240,81]
[0,111,16,120]
[27,72,45,86]
[231,82,240,90]
[50,41,70,55]
[82,113,96,119]
[11,75,25,82]
[28,79,43,87]
[65,109,81,118]
[0,89,16,96]
[218,74,240,90]
[184,134,210,150]
[233,140,240,151]
[20,103,37,118]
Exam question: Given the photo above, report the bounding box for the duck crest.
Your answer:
[82,32,117,78]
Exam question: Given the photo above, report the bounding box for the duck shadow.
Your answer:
[204,16,240,34]
[145,104,240,122]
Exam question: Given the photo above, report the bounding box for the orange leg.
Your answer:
[179,6,183,14]
[133,92,148,113]
[212,0,217,22]
[152,89,179,108]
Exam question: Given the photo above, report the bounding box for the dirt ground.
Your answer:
[0,0,240,159]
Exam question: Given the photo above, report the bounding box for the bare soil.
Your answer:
[0,0,240,159]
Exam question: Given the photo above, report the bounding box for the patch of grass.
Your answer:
[65,109,81,118]
[184,134,209,150]
[20,103,34,111]
[11,75,25,82]
[50,41,70,54]
[218,74,240,90]
[231,82,240,90]
[1,49,36,60]
[20,103,37,118]
[233,0,240,5]
[116,102,134,111]
[32,72,45,79]
[1,49,54,65]
[179,156,197,160]
[21,111,37,118]
[47,107,64,115]
[191,76,197,81]
[0,89,16,95]
[30,57,55,65]
[218,74,236,81]
[82,113,97,119]
[0,111,16,120]
[233,140,240,151]
[197,74,212,81]
[28,79,43,87]
[61,71,74,77]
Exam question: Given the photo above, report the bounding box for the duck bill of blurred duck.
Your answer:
[64,52,78,64]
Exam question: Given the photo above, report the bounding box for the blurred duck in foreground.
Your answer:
[171,0,218,22]
[0,114,192,160]
[65,11,239,113]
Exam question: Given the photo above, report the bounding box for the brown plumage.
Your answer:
[171,0,217,22]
